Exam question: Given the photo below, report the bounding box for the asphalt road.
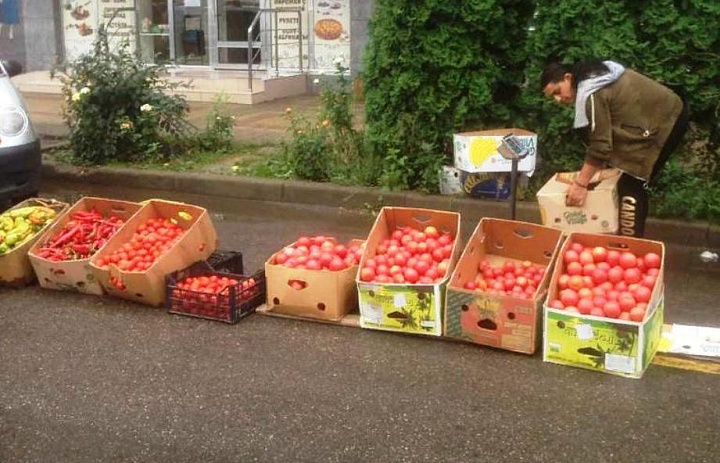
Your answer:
[1,182,719,463]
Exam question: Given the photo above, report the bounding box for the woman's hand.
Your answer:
[566,182,589,207]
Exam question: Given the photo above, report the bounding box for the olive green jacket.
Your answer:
[584,69,683,180]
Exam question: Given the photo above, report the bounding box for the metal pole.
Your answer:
[510,158,519,220]
[298,11,303,73]
[248,23,254,91]
[274,11,279,75]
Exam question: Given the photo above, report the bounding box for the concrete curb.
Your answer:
[40,161,719,248]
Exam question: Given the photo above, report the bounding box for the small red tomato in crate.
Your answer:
[554,243,661,322]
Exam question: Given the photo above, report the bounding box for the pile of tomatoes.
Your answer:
[462,258,547,300]
[170,274,261,320]
[548,242,661,322]
[359,225,454,284]
[95,217,186,273]
[273,235,365,271]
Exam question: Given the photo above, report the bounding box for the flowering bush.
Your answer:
[279,59,373,184]
[53,25,190,165]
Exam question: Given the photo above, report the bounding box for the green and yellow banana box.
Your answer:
[543,298,664,378]
[542,232,666,379]
[356,207,461,336]
[445,219,563,354]
[453,128,537,173]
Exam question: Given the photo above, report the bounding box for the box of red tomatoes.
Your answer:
[166,260,265,323]
[356,207,462,337]
[542,233,665,378]
[28,197,142,295]
[265,236,366,321]
[89,199,218,307]
[444,218,563,354]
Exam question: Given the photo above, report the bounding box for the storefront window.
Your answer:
[61,0,351,72]
[138,0,171,63]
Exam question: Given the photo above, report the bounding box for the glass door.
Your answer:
[213,0,262,68]
[137,0,172,64]
[172,0,210,65]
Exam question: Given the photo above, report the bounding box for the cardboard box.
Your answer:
[537,169,620,234]
[439,166,464,195]
[459,171,513,199]
[356,207,462,336]
[445,219,563,354]
[265,239,364,321]
[542,233,666,378]
[89,200,218,307]
[453,129,537,173]
[28,197,142,295]
[0,198,69,287]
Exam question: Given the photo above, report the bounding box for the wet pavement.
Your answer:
[1,181,719,462]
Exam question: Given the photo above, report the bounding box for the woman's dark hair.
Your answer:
[541,60,611,89]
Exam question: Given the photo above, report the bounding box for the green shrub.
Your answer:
[522,0,720,199]
[363,0,536,192]
[53,25,190,165]
[279,62,376,185]
[650,158,720,223]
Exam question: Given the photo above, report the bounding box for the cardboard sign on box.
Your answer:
[537,169,620,234]
[445,219,563,354]
[356,207,462,337]
[89,200,218,307]
[453,129,537,173]
[28,197,142,295]
[0,198,69,287]
[542,233,665,379]
[265,239,364,321]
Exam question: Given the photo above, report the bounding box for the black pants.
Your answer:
[616,99,689,238]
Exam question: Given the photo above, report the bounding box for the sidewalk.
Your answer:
[24,92,351,145]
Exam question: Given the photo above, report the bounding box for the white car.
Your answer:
[0,59,40,209]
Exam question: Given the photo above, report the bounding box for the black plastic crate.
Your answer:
[166,261,265,323]
[206,250,244,274]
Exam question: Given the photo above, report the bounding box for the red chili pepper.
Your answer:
[50,224,83,248]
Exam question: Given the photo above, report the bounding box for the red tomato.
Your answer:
[578,287,593,300]
[624,268,642,285]
[424,226,440,239]
[392,273,405,284]
[608,266,624,284]
[570,242,585,254]
[619,252,638,269]
[437,261,449,277]
[579,251,594,265]
[633,285,652,303]
[549,299,564,309]
[603,301,621,318]
[560,289,579,307]
[641,274,657,289]
[567,262,583,276]
[644,252,661,269]
[577,298,594,314]
[591,246,608,263]
[590,307,605,317]
[306,259,322,270]
[558,274,570,290]
[403,268,419,284]
[630,306,646,322]
[568,275,584,291]
[591,268,608,285]
[464,281,477,290]
[619,295,636,312]
[415,260,430,276]
[619,312,631,321]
